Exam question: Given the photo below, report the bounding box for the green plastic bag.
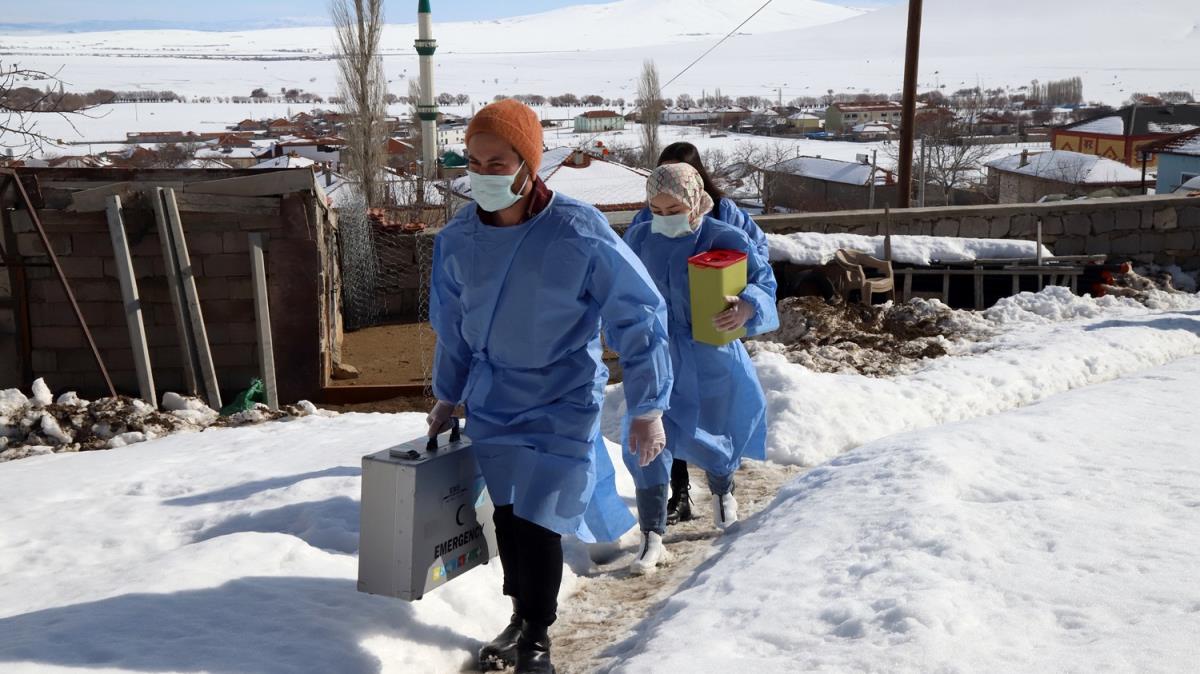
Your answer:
[220,378,265,416]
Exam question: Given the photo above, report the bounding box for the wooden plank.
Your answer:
[942,272,950,304]
[1012,273,1020,296]
[183,170,317,198]
[69,182,136,212]
[172,192,281,216]
[902,270,913,302]
[320,384,429,405]
[151,188,200,396]
[974,268,984,311]
[248,232,279,410]
[105,195,157,407]
[162,188,222,409]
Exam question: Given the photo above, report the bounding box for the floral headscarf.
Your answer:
[646,163,714,227]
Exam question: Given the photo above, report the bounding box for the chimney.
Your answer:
[1019,149,1030,168]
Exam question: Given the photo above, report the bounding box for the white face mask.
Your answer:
[468,162,528,212]
[651,212,694,238]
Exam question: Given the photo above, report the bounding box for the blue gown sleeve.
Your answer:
[740,240,780,338]
[584,229,673,418]
[723,199,771,262]
[429,234,473,404]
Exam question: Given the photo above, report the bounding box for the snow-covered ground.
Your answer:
[759,287,1200,465]
[609,355,1200,673]
[2,287,1199,673]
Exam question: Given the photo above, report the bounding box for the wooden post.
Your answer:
[162,188,222,409]
[248,232,279,410]
[903,271,913,302]
[1,205,33,388]
[105,195,157,407]
[151,188,200,396]
[942,272,950,304]
[974,267,985,310]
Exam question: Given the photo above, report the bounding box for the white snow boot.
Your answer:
[629,531,670,576]
[712,492,738,530]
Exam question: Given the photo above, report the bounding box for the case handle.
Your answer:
[426,416,462,453]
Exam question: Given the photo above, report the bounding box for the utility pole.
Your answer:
[897,0,924,208]
[416,0,439,179]
[868,150,878,209]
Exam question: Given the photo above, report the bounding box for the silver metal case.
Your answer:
[357,423,497,601]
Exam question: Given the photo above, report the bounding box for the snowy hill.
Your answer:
[0,0,862,55]
[1,0,1196,117]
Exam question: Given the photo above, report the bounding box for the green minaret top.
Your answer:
[418,0,431,14]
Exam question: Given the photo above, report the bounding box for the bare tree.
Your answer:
[332,0,388,206]
[1,61,107,159]
[638,60,664,169]
[884,98,993,205]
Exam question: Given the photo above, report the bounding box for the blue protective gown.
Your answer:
[619,215,779,489]
[430,193,673,542]
[632,197,770,262]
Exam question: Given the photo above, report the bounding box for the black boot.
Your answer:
[666,461,694,525]
[478,598,522,671]
[515,621,555,674]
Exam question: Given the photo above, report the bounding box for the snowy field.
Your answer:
[3,287,1200,673]
[5,0,1197,106]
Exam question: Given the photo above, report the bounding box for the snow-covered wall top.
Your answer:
[767,232,1052,266]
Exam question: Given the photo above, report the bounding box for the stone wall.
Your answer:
[4,168,338,403]
[753,194,1200,269]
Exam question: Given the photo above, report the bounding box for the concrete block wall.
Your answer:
[10,185,333,403]
[754,194,1200,269]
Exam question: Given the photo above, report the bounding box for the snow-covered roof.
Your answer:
[1149,129,1200,157]
[767,232,1053,266]
[182,158,233,169]
[196,147,260,160]
[1147,122,1199,135]
[851,122,894,133]
[1175,175,1200,193]
[1068,115,1125,135]
[321,169,446,209]
[986,150,1144,184]
[770,156,884,186]
[454,147,649,210]
[788,112,821,120]
[253,155,317,169]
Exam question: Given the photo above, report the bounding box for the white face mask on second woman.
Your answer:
[651,212,694,238]
[468,162,528,212]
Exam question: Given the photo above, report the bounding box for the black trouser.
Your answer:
[671,458,690,494]
[493,505,563,627]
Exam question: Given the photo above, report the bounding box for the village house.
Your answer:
[973,113,1017,136]
[1052,104,1200,168]
[574,110,626,133]
[1144,129,1200,195]
[764,156,898,212]
[985,149,1146,203]
[437,124,468,148]
[786,112,823,133]
[826,101,909,133]
[848,122,897,141]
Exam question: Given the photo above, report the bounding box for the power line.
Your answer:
[660,0,776,92]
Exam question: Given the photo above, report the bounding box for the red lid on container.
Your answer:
[688,249,747,269]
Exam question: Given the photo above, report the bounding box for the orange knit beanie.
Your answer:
[466,99,544,174]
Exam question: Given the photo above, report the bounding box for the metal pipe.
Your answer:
[897,0,925,208]
[0,170,117,398]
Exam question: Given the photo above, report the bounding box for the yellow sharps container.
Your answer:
[688,249,748,346]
